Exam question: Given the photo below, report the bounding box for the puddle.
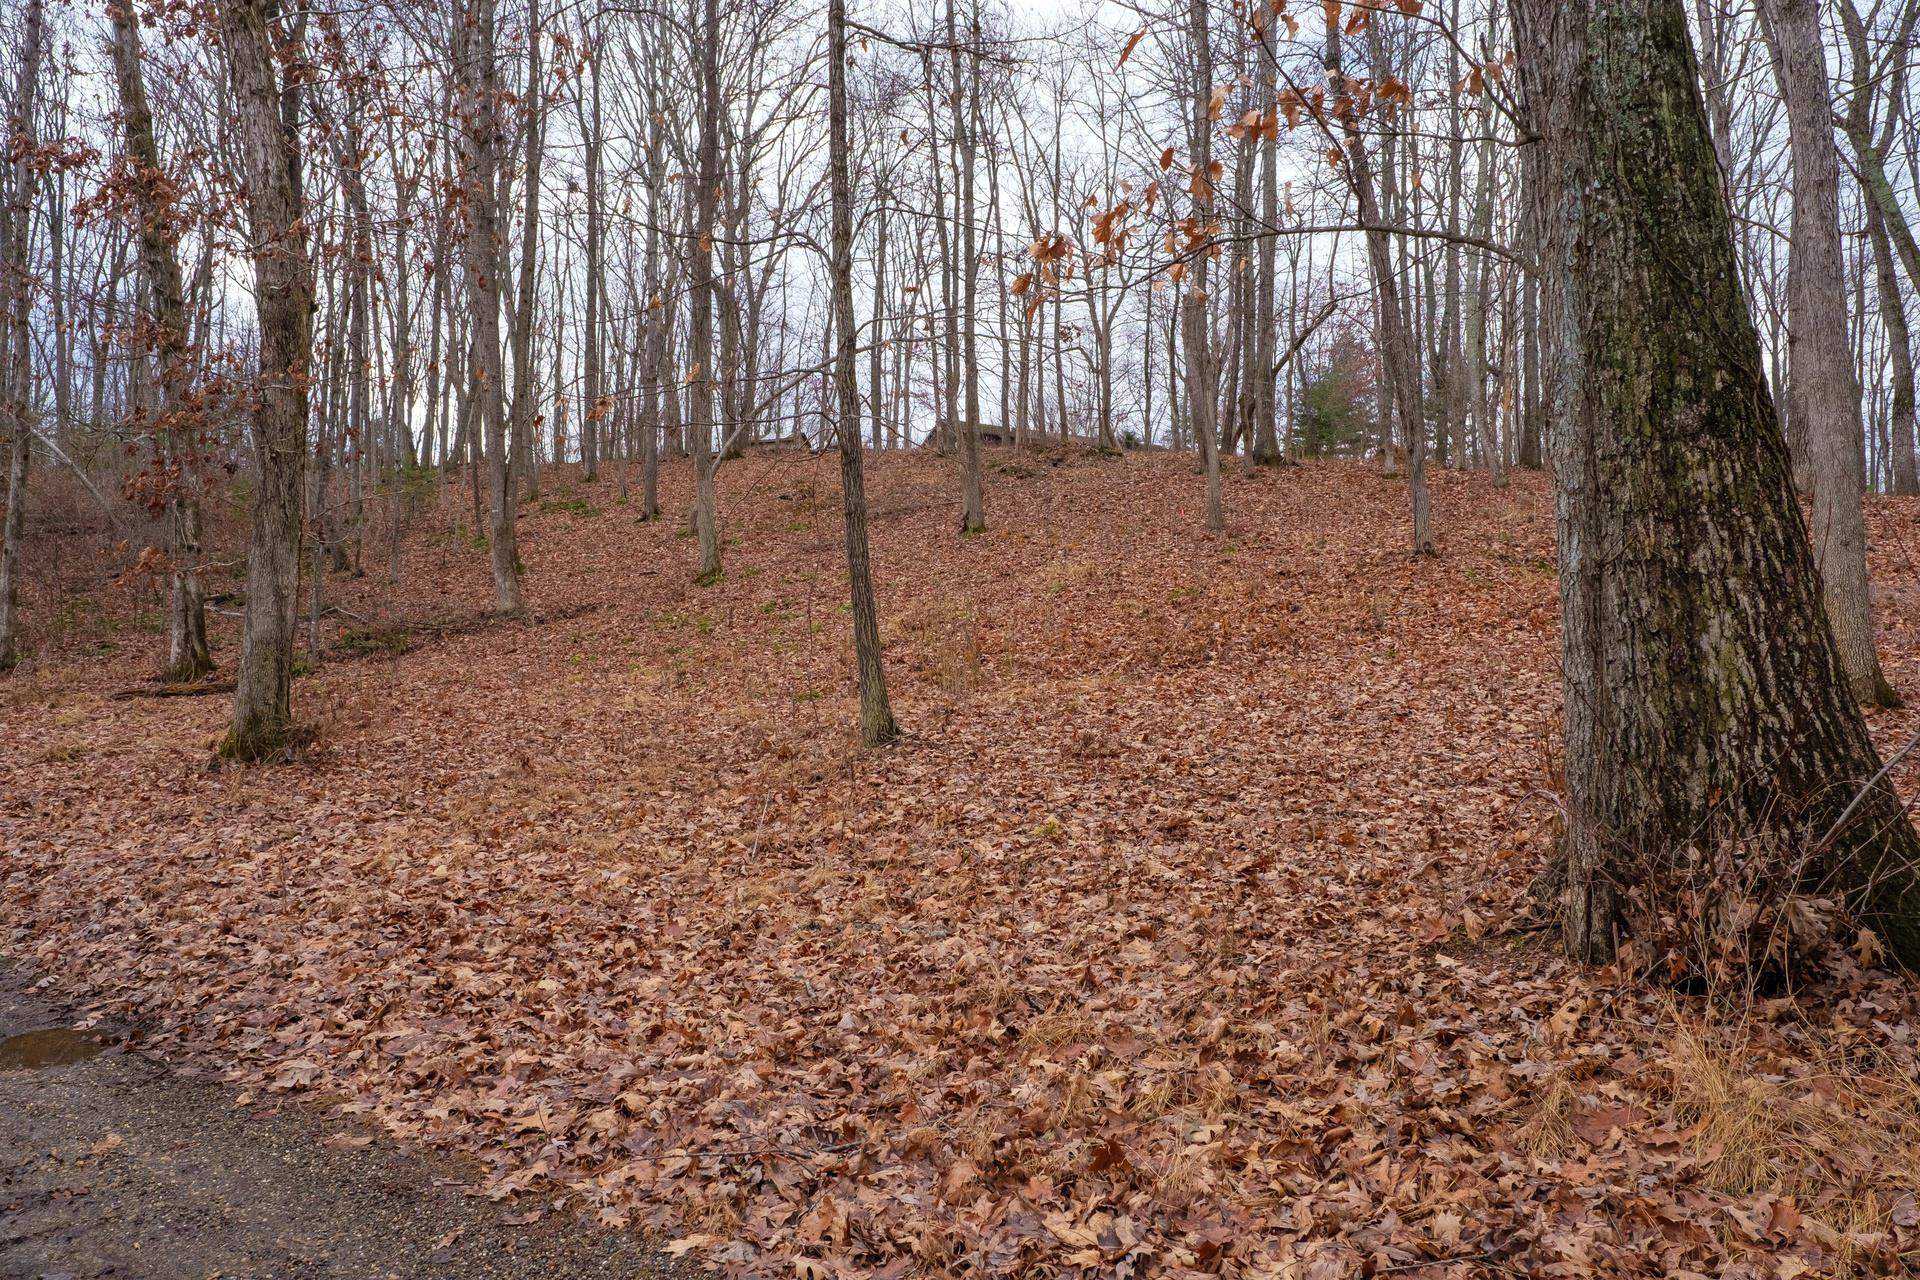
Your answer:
[0,1027,107,1069]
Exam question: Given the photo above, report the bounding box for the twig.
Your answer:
[1816,727,1920,852]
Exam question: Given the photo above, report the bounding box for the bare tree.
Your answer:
[108,0,212,680]
[218,0,312,759]
[456,0,524,614]
[0,0,46,673]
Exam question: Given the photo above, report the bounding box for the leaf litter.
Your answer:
[4,452,1920,1279]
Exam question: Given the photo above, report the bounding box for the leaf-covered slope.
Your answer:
[4,452,1918,1278]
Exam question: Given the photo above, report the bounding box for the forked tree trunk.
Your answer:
[1326,16,1431,555]
[1515,0,1920,967]
[109,3,212,681]
[218,0,311,759]
[952,0,984,534]
[458,0,523,615]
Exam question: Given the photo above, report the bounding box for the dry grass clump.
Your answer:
[1658,1002,1920,1274]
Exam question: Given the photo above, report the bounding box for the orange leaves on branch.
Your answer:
[1226,109,1278,142]
[1186,159,1222,203]
[1117,27,1146,67]
[1030,232,1072,264]
[1207,84,1227,121]
[1090,199,1133,263]
[1018,233,1075,322]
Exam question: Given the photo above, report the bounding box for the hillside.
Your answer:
[5,451,1920,1278]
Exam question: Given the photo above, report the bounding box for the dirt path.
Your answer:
[0,971,682,1280]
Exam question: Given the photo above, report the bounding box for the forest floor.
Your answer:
[4,449,1920,1279]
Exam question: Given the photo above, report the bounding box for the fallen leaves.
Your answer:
[4,454,1920,1278]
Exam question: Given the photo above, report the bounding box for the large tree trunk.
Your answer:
[109,3,212,681]
[1758,0,1896,707]
[1515,0,1920,968]
[218,0,311,759]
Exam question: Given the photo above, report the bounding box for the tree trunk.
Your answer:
[580,23,603,483]
[218,0,311,758]
[952,0,984,533]
[1248,32,1282,468]
[828,0,898,745]
[1185,0,1223,531]
[110,2,212,680]
[1327,15,1430,554]
[1515,0,1920,968]
[509,0,545,503]
[689,0,723,581]
[458,0,523,614]
[1867,202,1919,496]
[1759,0,1895,706]
[0,0,46,674]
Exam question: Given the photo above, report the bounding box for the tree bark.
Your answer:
[508,0,545,503]
[828,0,898,746]
[1867,201,1919,496]
[1185,0,1223,531]
[689,0,723,581]
[458,0,524,614]
[952,0,984,533]
[218,0,311,758]
[0,0,46,674]
[1514,0,1920,967]
[109,2,213,681]
[1758,0,1896,707]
